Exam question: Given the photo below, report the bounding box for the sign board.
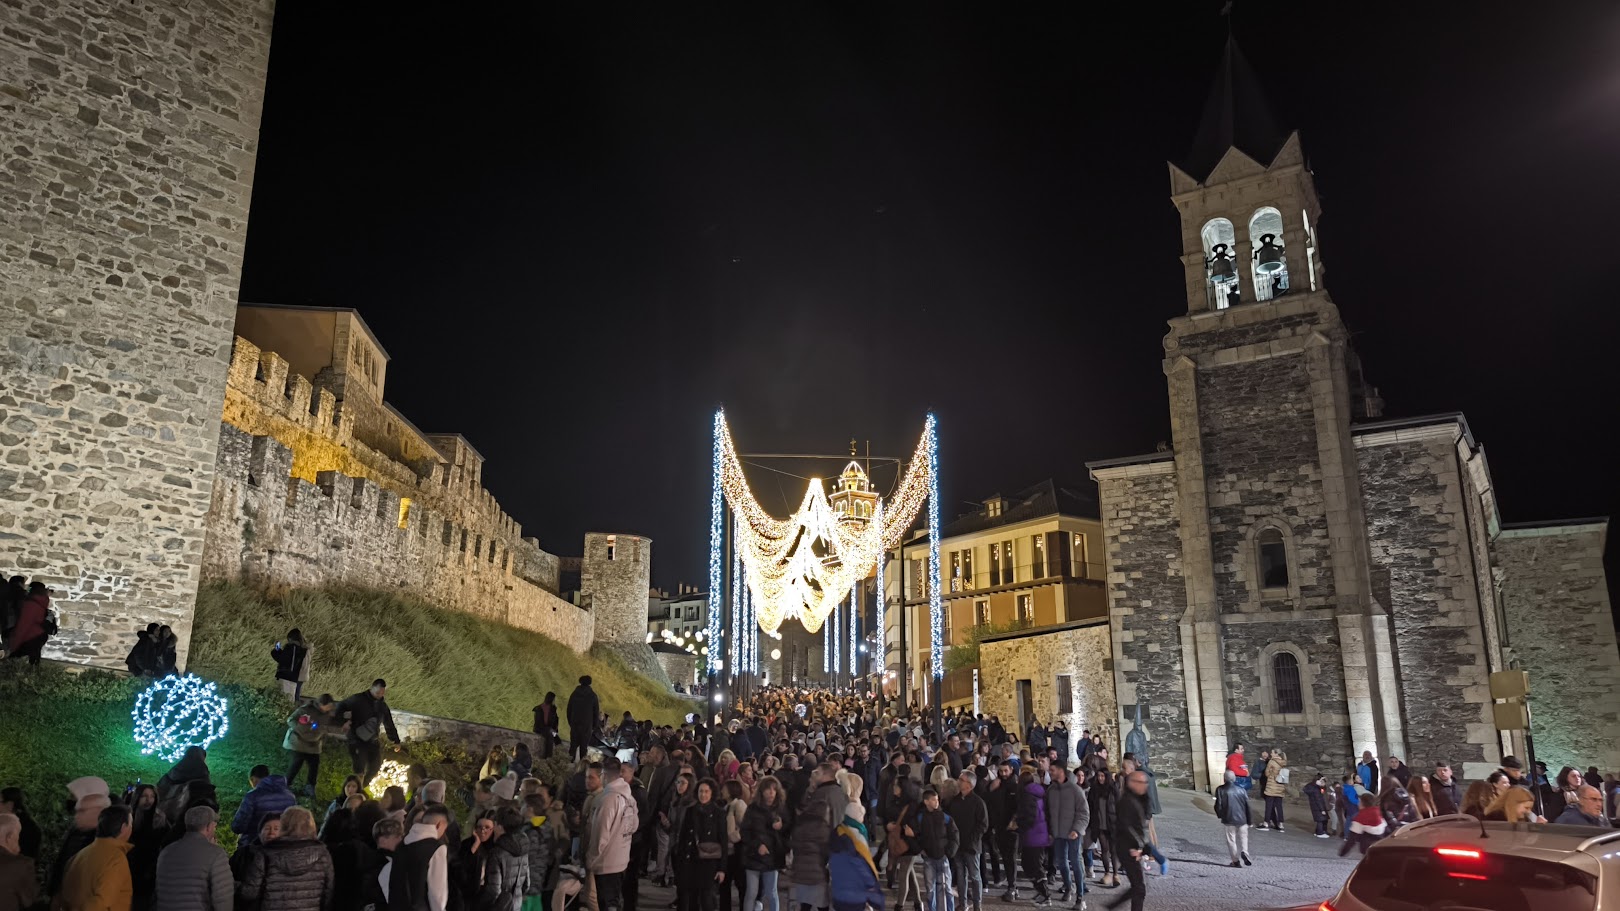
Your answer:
[1493,700,1528,732]
[1489,670,1529,700]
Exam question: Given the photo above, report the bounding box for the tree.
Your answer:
[944,619,1032,673]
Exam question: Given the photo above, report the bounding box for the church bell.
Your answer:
[1208,243,1236,281]
[1254,234,1285,274]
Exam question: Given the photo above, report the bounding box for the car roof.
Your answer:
[1386,814,1620,865]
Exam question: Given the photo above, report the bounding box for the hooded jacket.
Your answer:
[478,832,529,911]
[1262,752,1289,798]
[240,837,333,911]
[586,778,638,875]
[1015,781,1052,849]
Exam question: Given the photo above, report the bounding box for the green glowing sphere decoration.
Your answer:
[131,673,230,761]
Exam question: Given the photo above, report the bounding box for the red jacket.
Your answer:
[10,593,49,644]
[1225,752,1249,779]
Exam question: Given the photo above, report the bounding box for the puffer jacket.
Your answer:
[232,776,297,845]
[240,837,334,911]
[739,804,785,872]
[478,832,529,911]
[153,831,233,911]
[1044,776,1087,842]
[1016,781,1052,849]
[788,780,842,885]
[519,820,558,896]
[1263,753,1289,798]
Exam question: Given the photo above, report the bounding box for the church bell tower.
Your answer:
[1161,37,1405,788]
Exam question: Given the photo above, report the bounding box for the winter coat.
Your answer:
[1015,782,1052,849]
[947,790,988,856]
[9,593,49,647]
[1303,782,1330,821]
[1262,753,1289,798]
[337,690,399,745]
[1223,752,1249,781]
[566,683,600,744]
[152,832,232,911]
[1431,777,1462,816]
[54,837,132,911]
[586,778,638,875]
[828,823,882,911]
[913,807,959,860]
[532,701,558,738]
[0,849,36,911]
[241,838,333,911]
[739,804,785,872]
[232,776,297,845]
[1044,777,1087,841]
[519,820,558,896]
[1028,725,1048,755]
[1214,783,1251,827]
[788,780,842,885]
[271,640,310,683]
[283,702,332,755]
[478,832,529,911]
[1086,781,1118,841]
[1113,791,1151,854]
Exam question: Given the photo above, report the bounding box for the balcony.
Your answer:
[903,560,1104,603]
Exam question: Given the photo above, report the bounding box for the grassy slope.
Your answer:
[189,582,693,731]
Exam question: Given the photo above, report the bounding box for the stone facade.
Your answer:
[0,0,277,666]
[580,531,670,686]
[1495,522,1620,775]
[202,424,595,652]
[1086,99,1615,790]
[980,621,1118,757]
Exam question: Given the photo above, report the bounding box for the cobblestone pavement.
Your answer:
[636,787,1359,911]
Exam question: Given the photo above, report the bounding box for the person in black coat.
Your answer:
[533,692,560,759]
[566,676,600,762]
[1303,774,1332,837]
[949,769,989,909]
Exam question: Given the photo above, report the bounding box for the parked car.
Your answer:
[1318,814,1620,911]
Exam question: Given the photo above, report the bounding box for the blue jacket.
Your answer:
[829,822,884,911]
[232,775,297,844]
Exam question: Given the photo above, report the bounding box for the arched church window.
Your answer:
[1201,218,1239,309]
[1272,652,1304,714]
[1257,527,1289,590]
[1248,207,1289,301]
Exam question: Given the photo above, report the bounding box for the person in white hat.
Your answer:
[47,777,110,895]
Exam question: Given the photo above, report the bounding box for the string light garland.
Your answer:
[823,618,830,674]
[850,581,859,679]
[131,673,230,761]
[874,500,885,676]
[926,413,943,682]
[706,413,725,676]
[730,514,742,674]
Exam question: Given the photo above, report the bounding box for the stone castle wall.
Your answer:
[1356,422,1500,778]
[1092,460,1197,788]
[979,622,1118,758]
[582,532,651,644]
[1495,522,1620,775]
[203,423,595,652]
[0,0,276,666]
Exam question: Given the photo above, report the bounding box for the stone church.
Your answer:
[1087,40,1618,791]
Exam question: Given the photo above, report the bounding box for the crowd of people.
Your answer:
[6,664,1619,911]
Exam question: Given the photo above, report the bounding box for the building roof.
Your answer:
[1180,36,1291,182]
[905,478,1098,547]
[237,302,393,362]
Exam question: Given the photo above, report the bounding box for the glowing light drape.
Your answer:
[706,415,724,676]
[927,414,943,682]
[712,411,936,635]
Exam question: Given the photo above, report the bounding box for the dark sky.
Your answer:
[240,3,1620,606]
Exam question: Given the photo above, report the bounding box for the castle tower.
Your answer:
[581,532,672,686]
[1092,38,1404,791]
[0,0,277,666]
[829,460,878,527]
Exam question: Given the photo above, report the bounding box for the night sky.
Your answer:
[240,3,1620,607]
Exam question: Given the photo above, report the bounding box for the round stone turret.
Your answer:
[581,532,653,645]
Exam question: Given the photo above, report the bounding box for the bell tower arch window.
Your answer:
[1247,207,1289,301]
[1201,217,1239,310]
[1242,518,1302,609]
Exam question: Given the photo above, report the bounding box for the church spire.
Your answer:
[1180,36,1290,183]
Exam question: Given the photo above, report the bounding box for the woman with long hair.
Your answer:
[1543,766,1584,821]
[1087,768,1119,889]
[510,742,535,782]
[125,783,164,908]
[1459,781,1495,819]
[673,778,727,911]
[720,779,748,911]
[1483,788,1544,824]
[715,750,740,784]
[481,746,511,783]
[739,776,786,911]
[326,775,364,824]
[1410,776,1439,819]
[654,773,695,886]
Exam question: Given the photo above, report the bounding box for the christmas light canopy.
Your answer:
[131,673,230,762]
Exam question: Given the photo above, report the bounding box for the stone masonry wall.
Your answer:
[1495,523,1620,775]
[1356,426,1498,776]
[1093,462,1197,788]
[202,423,595,652]
[0,0,276,666]
[980,622,1118,759]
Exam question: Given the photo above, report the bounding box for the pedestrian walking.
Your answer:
[1214,770,1251,868]
[337,679,401,787]
[1303,774,1331,837]
[284,693,334,797]
[1016,768,1053,906]
[1101,773,1150,911]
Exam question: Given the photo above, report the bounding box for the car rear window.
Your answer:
[1345,845,1597,911]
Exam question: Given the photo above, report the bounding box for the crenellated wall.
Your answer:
[202,423,594,652]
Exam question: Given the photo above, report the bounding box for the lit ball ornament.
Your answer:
[770,648,782,660]
[367,759,412,797]
[131,673,230,762]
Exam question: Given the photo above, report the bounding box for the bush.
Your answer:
[189,582,695,729]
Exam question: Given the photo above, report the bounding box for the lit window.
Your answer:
[1258,528,1289,589]
[1017,594,1033,623]
[606,534,617,561]
[1273,652,1304,714]
[974,600,990,626]
[1032,535,1046,579]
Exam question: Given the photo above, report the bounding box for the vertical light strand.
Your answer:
[850,581,859,681]
[831,599,841,682]
[823,616,831,675]
[730,515,741,674]
[746,587,757,673]
[706,412,724,676]
[927,413,944,683]
[874,500,885,684]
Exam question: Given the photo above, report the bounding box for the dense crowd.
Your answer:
[4,643,1618,911]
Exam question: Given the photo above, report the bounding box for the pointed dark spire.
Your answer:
[1180,36,1290,182]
